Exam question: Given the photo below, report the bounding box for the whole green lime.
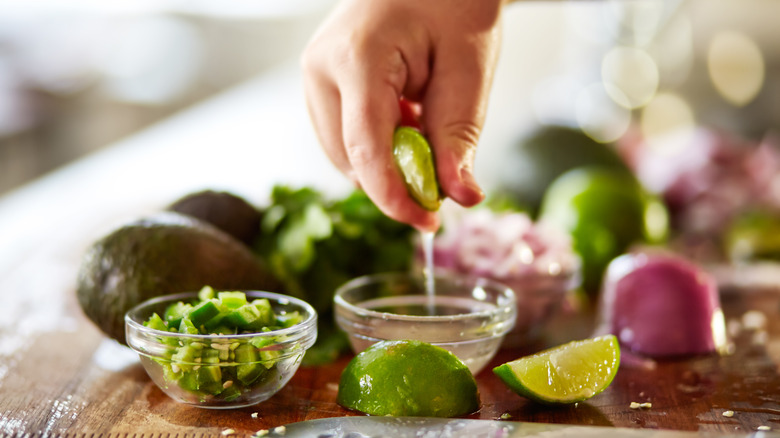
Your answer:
[497,125,632,215]
[726,209,780,262]
[337,340,479,417]
[539,167,668,294]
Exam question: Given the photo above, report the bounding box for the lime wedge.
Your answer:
[493,335,620,404]
[393,127,442,211]
[337,340,479,417]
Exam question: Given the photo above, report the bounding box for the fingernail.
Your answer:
[459,167,484,200]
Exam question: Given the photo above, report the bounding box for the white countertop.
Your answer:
[0,61,350,281]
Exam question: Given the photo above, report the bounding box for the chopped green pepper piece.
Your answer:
[209,325,236,335]
[235,344,264,385]
[250,336,274,349]
[144,313,178,346]
[198,285,216,301]
[198,349,223,395]
[178,317,199,335]
[276,311,303,328]
[251,299,275,326]
[220,384,242,402]
[188,299,221,326]
[177,370,200,392]
[171,344,200,372]
[218,291,247,309]
[225,304,270,330]
[259,350,282,369]
[164,301,192,327]
[144,313,168,331]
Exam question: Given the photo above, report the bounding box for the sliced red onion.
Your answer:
[426,208,580,347]
[431,209,579,281]
[597,252,728,357]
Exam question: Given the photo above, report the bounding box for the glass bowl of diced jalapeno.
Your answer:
[125,286,317,408]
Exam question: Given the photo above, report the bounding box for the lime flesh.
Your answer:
[393,127,442,211]
[337,340,479,417]
[493,335,620,404]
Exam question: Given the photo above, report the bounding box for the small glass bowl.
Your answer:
[125,291,317,409]
[498,268,580,348]
[334,272,516,374]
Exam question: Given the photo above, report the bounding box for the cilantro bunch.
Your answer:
[255,186,417,313]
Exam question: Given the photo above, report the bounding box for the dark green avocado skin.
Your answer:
[498,125,632,216]
[76,212,281,345]
[167,190,262,246]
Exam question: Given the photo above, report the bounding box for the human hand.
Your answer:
[301,0,505,231]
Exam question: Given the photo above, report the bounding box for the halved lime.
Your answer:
[493,335,620,404]
[393,127,442,211]
[337,340,479,417]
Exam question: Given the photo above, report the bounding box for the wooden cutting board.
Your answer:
[0,249,778,436]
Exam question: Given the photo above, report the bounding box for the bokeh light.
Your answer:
[707,31,765,107]
[576,82,631,143]
[605,0,668,47]
[602,46,659,109]
[640,92,696,155]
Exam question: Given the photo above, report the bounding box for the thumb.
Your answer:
[423,37,499,207]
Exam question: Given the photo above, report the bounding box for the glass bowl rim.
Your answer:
[125,290,317,343]
[333,271,517,324]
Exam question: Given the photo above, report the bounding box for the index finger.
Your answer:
[337,66,439,232]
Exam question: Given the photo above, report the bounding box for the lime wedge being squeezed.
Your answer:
[393,126,442,211]
[493,335,620,404]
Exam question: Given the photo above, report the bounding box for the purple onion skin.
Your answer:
[598,252,726,357]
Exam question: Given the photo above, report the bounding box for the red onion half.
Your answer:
[596,252,728,357]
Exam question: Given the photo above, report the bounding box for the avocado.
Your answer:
[497,125,632,217]
[168,190,262,246]
[76,212,281,345]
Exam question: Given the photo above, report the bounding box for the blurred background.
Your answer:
[0,0,778,200]
[0,0,336,194]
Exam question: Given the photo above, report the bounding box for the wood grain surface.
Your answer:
[0,267,778,437]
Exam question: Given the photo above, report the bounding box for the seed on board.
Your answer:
[742,310,767,330]
[640,402,652,409]
[630,402,641,409]
[757,426,771,431]
[221,429,235,436]
[722,410,735,418]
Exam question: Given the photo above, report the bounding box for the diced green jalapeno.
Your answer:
[235,344,265,385]
[218,291,247,309]
[198,285,216,301]
[188,299,221,326]
[144,313,168,331]
[276,311,303,328]
[164,301,192,327]
[141,287,303,401]
[178,317,199,335]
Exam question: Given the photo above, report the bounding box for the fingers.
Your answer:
[301,68,354,182]
[301,0,503,231]
[423,28,501,208]
[337,53,440,232]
